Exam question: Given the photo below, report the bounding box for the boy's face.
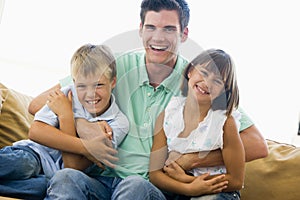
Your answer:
[139,10,188,68]
[74,73,116,116]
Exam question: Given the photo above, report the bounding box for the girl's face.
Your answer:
[188,64,225,104]
[74,73,116,116]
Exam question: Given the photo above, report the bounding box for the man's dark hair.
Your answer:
[140,0,190,32]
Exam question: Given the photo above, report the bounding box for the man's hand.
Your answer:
[81,136,118,169]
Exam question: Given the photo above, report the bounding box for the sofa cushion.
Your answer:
[241,139,300,200]
[0,83,34,148]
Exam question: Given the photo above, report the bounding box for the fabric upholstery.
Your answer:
[0,83,34,148]
[241,139,300,200]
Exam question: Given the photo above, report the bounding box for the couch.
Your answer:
[1,82,300,200]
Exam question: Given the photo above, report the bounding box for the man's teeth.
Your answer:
[150,45,167,51]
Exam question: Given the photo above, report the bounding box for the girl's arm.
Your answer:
[149,112,228,196]
[221,115,245,192]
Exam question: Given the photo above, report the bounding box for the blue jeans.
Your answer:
[45,168,166,200]
[0,146,48,199]
[191,191,240,200]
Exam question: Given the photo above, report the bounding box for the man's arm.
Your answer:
[176,125,268,170]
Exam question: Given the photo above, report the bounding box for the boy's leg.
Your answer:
[0,175,47,200]
[45,168,111,200]
[0,145,42,179]
[0,145,46,199]
[112,175,166,200]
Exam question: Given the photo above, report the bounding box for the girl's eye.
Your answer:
[214,79,223,85]
[199,69,208,77]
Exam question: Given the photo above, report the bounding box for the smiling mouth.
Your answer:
[196,85,210,95]
[150,45,168,51]
[85,99,100,105]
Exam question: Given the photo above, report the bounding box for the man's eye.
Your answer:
[164,27,176,33]
[145,25,155,31]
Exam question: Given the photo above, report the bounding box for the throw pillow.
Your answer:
[0,83,34,148]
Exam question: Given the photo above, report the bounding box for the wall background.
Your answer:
[0,0,299,144]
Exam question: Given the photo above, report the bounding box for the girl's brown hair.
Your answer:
[181,49,239,116]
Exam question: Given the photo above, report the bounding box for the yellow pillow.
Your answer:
[241,139,300,200]
[0,83,34,148]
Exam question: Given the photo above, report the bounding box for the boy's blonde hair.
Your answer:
[70,44,116,81]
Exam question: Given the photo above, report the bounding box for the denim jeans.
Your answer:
[45,168,166,200]
[191,191,240,200]
[0,145,48,199]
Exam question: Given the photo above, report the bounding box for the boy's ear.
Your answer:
[181,27,189,42]
[111,77,117,89]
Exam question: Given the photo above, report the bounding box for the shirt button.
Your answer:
[147,92,151,97]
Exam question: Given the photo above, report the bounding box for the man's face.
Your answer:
[140,10,188,68]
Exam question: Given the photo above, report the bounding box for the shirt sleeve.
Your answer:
[237,106,254,132]
[59,75,73,88]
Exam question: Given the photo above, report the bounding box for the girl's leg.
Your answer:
[191,191,240,200]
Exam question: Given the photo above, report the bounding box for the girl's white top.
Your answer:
[163,96,240,176]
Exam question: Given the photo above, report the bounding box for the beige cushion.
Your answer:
[241,139,300,200]
[0,83,34,148]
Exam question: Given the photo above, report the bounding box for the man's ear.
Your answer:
[181,27,189,42]
[139,22,143,37]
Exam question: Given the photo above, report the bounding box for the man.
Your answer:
[29,0,268,199]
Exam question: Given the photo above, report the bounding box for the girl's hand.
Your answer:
[163,161,190,182]
[188,173,228,196]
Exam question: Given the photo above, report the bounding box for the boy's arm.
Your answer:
[47,89,93,170]
[175,125,268,170]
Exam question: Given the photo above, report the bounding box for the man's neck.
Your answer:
[145,58,178,88]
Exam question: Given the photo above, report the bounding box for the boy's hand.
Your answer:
[47,89,73,118]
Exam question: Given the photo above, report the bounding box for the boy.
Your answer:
[0,44,128,199]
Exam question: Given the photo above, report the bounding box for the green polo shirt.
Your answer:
[60,50,253,179]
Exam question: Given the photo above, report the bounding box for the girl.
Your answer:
[149,49,245,199]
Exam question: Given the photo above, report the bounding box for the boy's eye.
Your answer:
[76,85,86,89]
[95,83,104,88]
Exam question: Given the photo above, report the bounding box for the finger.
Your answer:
[67,90,73,101]
[198,172,210,180]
